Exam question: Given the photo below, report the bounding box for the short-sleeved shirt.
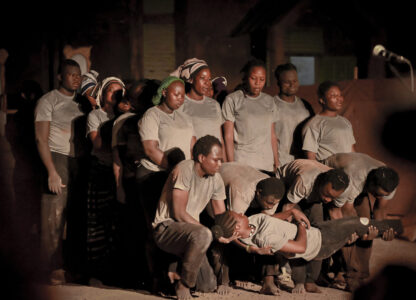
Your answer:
[153,160,226,227]
[219,162,277,215]
[276,159,331,204]
[323,152,396,207]
[240,214,322,261]
[139,106,194,171]
[86,108,114,165]
[222,90,278,172]
[179,95,223,140]
[34,89,84,157]
[274,96,312,166]
[302,115,356,161]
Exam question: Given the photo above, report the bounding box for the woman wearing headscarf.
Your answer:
[222,59,279,175]
[138,76,195,178]
[85,76,125,282]
[171,58,226,159]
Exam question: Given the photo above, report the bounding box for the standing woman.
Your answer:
[222,59,279,175]
[171,58,226,159]
[138,76,196,179]
[85,76,125,282]
[302,81,356,161]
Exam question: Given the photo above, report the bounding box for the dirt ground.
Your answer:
[32,232,416,300]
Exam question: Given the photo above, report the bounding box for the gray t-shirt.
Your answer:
[139,106,195,171]
[87,108,114,165]
[276,159,331,204]
[179,95,223,140]
[34,89,84,157]
[274,96,312,166]
[219,162,276,215]
[323,152,395,207]
[153,160,226,227]
[302,114,356,161]
[240,214,322,261]
[222,90,278,172]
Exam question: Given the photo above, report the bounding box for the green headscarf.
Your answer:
[152,76,184,106]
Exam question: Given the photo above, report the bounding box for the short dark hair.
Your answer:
[212,211,237,239]
[192,135,222,162]
[317,80,340,100]
[240,58,266,93]
[367,167,399,193]
[317,168,350,191]
[256,178,286,200]
[58,59,80,75]
[274,63,297,81]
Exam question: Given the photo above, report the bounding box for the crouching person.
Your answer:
[152,135,227,299]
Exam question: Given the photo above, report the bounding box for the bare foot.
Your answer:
[292,283,305,294]
[260,276,280,295]
[168,271,181,284]
[305,282,322,293]
[217,284,232,295]
[175,281,192,300]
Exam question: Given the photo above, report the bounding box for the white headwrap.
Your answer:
[96,76,125,107]
[170,58,208,82]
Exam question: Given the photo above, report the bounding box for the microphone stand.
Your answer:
[387,57,414,93]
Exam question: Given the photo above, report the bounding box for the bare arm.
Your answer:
[374,198,389,220]
[271,122,279,170]
[341,202,357,218]
[351,144,356,152]
[223,121,235,162]
[35,121,65,194]
[278,222,307,254]
[89,131,102,152]
[305,150,317,160]
[172,188,199,224]
[112,147,125,204]
[272,208,310,229]
[142,139,169,169]
[220,130,227,162]
[211,199,226,215]
[329,206,345,219]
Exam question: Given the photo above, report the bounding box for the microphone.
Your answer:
[373,44,410,64]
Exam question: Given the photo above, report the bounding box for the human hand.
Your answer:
[382,228,396,241]
[292,209,310,229]
[48,172,66,194]
[218,231,241,244]
[347,232,359,244]
[250,245,274,255]
[362,226,379,241]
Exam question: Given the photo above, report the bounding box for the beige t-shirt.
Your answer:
[274,96,312,166]
[179,95,223,140]
[323,152,395,207]
[153,160,226,227]
[86,108,114,165]
[276,159,331,204]
[139,106,194,171]
[240,214,322,261]
[34,89,84,157]
[219,162,277,215]
[302,115,356,161]
[222,90,278,172]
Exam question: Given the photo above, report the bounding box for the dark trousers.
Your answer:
[40,152,79,272]
[342,196,386,282]
[153,221,216,290]
[291,202,323,285]
[315,217,402,260]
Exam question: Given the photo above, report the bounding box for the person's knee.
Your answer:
[190,226,213,252]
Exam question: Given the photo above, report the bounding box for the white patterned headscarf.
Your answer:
[96,76,125,107]
[170,58,208,82]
